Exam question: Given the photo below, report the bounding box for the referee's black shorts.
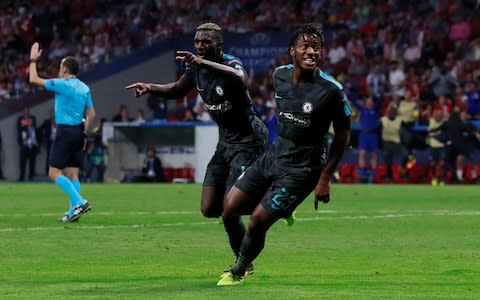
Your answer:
[49,124,85,169]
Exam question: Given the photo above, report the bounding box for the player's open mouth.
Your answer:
[304,57,316,66]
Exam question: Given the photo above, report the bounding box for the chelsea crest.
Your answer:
[302,102,313,113]
[215,86,224,96]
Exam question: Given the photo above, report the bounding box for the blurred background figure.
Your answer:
[380,105,408,182]
[458,110,480,183]
[135,109,146,123]
[395,94,419,170]
[122,146,165,183]
[112,104,133,122]
[16,106,39,181]
[39,108,56,176]
[427,109,446,186]
[84,118,108,183]
[436,111,479,184]
[350,96,382,183]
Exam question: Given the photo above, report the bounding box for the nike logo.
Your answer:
[274,93,282,99]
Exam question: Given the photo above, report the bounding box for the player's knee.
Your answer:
[249,205,281,233]
[48,170,58,181]
[201,203,222,218]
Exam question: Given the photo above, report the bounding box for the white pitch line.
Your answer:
[1,209,479,218]
[1,211,480,232]
[0,221,217,232]
[0,211,198,218]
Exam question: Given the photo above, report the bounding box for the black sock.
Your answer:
[230,231,265,275]
[223,216,246,257]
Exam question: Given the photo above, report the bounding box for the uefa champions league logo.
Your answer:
[249,33,271,46]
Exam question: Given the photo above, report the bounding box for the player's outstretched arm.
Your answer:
[29,42,45,87]
[176,51,247,85]
[125,77,192,99]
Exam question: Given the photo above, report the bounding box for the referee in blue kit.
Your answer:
[29,42,96,223]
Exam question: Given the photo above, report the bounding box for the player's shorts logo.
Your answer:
[215,86,224,96]
[238,170,246,180]
[302,102,313,114]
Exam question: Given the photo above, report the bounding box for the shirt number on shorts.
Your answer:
[271,187,297,211]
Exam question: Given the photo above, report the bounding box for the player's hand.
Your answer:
[125,82,151,98]
[176,51,202,67]
[30,42,43,60]
[314,180,331,210]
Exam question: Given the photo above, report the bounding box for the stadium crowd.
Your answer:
[1,0,479,183]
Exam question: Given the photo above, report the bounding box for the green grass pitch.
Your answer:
[0,183,479,299]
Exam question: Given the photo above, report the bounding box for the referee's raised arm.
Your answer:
[29,42,45,87]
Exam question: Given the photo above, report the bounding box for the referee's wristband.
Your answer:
[29,59,38,63]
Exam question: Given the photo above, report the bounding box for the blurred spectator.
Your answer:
[388,60,406,97]
[404,72,425,104]
[135,109,146,123]
[346,33,365,63]
[458,110,480,182]
[112,104,133,122]
[427,109,446,186]
[327,39,347,67]
[183,108,196,121]
[465,80,480,120]
[366,64,387,102]
[380,105,408,182]
[433,95,454,116]
[453,86,468,111]
[396,95,419,166]
[16,106,38,181]
[39,108,56,176]
[426,63,457,98]
[252,95,268,121]
[122,146,165,183]
[265,107,279,149]
[435,111,479,183]
[448,15,471,43]
[85,118,108,183]
[149,95,168,120]
[350,96,382,183]
[403,38,422,66]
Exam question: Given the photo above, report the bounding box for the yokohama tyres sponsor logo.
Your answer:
[279,111,311,127]
[203,100,232,113]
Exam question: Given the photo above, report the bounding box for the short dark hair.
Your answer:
[147,146,156,154]
[289,23,324,49]
[196,22,223,44]
[62,56,80,75]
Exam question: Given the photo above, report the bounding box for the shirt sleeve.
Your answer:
[177,67,195,91]
[85,91,93,109]
[332,89,352,119]
[44,78,67,94]
[225,57,245,72]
